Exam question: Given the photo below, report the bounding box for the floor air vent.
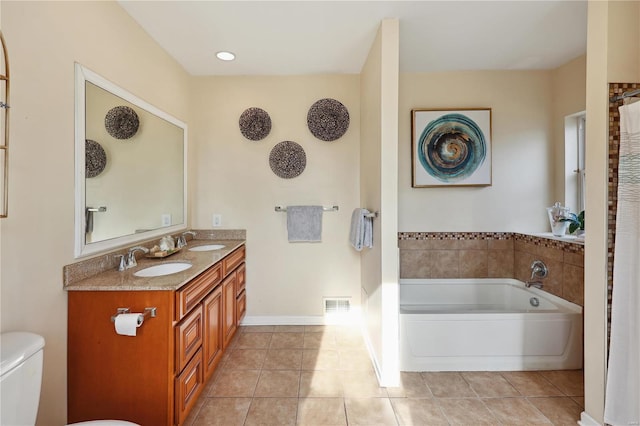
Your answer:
[324,298,351,314]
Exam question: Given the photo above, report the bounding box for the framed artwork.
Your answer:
[412,108,492,187]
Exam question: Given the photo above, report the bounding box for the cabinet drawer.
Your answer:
[236,290,246,324]
[222,246,245,276]
[175,305,203,373]
[236,263,246,296]
[175,348,204,426]
[175,263,222,321]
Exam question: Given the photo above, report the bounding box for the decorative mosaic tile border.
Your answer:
[398,231,512,241]
[398,232,584,254]
[513,233,584,254]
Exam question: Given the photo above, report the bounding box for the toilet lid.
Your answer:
[0,332,45,377]
[67,421,140,426]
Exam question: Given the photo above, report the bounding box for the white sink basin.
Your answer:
[134,262,192,277]
[189,244,226,252]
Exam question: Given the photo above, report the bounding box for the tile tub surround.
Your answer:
[63,229,245,288]
[399,232,584,306]
[183,325,584,426]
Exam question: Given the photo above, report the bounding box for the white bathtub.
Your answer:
[399,278,583,371]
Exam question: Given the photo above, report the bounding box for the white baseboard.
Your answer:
[360,321,383,383]
[578,411,602,426]
[240,314,361,326]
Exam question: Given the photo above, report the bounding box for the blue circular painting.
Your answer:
[418,113,487,183]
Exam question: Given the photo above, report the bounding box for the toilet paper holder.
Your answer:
[110,307,157,322]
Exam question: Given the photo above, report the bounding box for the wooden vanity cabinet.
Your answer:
[68,245,246,426]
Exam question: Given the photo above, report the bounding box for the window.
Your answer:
[564,112,586,214]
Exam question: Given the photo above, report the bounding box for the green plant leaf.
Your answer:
[569,222,579,234]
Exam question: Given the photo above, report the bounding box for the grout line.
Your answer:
[477,397,505,425]
[525,396,557,425]
[459,371,482,399]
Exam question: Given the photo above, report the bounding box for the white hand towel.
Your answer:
[350,208,373,251]
[286,206,323,242]
[363,212,373,249]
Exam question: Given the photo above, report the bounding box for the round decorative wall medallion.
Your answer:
[105,106,139,139]
[269,141,306,179]
[239,107,272,141]
[85,139,107,178]
[307,98,350,141]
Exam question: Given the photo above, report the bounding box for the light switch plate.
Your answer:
[161,214,171,227]
[213,214,222,227]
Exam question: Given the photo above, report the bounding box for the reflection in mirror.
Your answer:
[75,64,187,258]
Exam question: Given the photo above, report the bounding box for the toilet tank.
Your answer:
[1,332,45,426]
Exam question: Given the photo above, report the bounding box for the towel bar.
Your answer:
[275,205,338,212]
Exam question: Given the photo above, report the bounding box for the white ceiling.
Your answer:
[118,1,587,76]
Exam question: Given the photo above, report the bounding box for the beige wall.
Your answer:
[551,55,587,208]
[607,0,640,83]
[399,71,554,233]
[0,2,190,424]
[189,74,361,318]
[359,19,400,386]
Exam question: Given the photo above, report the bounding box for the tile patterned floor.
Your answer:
[185,325,584,425]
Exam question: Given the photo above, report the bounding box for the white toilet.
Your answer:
[0,332,139,426]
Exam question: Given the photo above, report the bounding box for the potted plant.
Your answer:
[561,210,585,235]
[547,202,570,236]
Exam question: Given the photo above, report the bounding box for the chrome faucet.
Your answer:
[526,280,544,289]
[115,254,126,272]
[176,231,196,249]
[525,260,548,288]
[126,246,149,269]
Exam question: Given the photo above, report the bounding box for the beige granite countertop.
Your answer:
[64,240,245,291]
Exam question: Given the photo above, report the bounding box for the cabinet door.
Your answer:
[203,286,223,379]
[222,272,237,348]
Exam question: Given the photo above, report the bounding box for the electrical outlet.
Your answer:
[161,214,171,227]
[212,214,222,227]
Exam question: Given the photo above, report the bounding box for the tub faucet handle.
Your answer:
[529,260,548,280]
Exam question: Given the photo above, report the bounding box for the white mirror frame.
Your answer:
[74,63,187,258]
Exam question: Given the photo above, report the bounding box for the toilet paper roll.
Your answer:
[114,313,144,336]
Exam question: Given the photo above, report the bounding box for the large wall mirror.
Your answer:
[74,63,187,258]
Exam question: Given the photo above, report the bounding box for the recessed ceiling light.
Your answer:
[216,51,235,61]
